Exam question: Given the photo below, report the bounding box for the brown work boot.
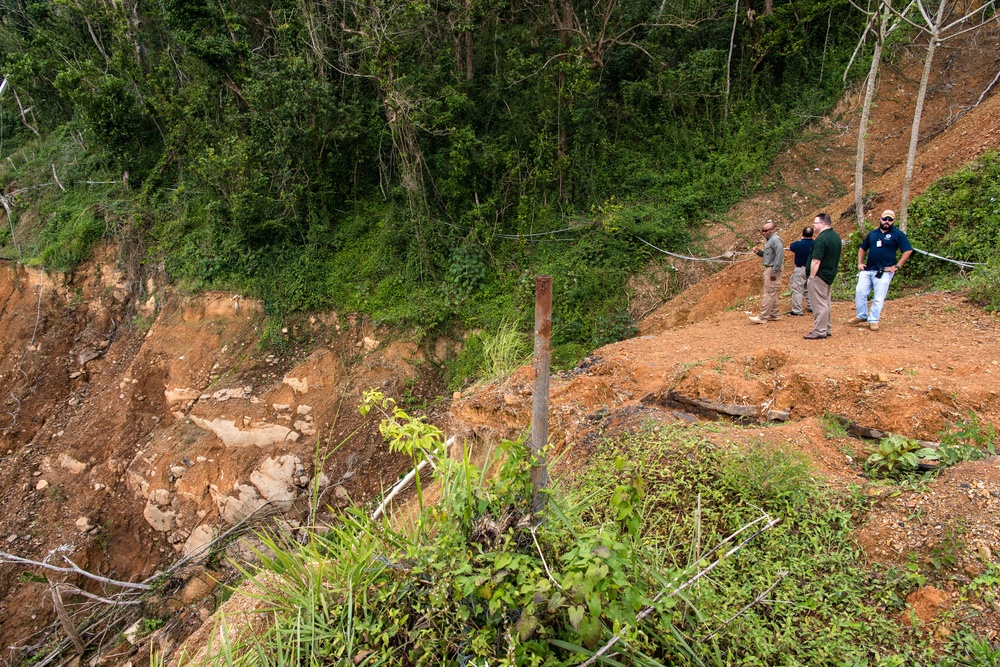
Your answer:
[868,321,879,331]
[848,316,867,325]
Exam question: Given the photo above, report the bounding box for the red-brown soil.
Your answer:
[0,254,445,661]
[4,20,1000,667]
[634,24,1000,332]
[452,25,1000,648]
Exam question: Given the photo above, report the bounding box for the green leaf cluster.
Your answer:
[865,434,940,479]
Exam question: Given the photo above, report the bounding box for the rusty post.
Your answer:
[531,276,552,513]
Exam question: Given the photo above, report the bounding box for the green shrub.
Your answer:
[34,206,105,271]
[901,151,1000,291]
[865,434,940,479]
[938,411,997,465]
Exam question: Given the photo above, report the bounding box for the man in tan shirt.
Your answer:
[749,221,784,324]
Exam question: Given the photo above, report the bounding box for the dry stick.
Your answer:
[54,583,143,606]
[580,516,781,666]
[530,525,564,591]
[703,570,789,640]
[162,498,282,574]
[0,551,153,591]
[27,504,283,667]
[9,86,39,136]
[51,164,65,192]
[51,584,85,653]
[977,68,1000,106]
[0,192,20,259]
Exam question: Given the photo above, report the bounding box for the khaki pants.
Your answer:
[790,266,810,315]
[807,277,832,336]
[760,267,782,319]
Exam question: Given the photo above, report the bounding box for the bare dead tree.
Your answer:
[891,0,1000,231]
[847,0,913,230]
[725,0,740,120]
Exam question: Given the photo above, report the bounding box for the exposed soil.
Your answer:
[0,253,447,661]
[452,24,1000,647]
[3,19,1000,667]
[634,24,1000,333]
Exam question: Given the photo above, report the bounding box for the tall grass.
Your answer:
[183,414,979,666]
[481,318,530,381]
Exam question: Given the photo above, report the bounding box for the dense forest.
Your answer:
[1,0,864,374]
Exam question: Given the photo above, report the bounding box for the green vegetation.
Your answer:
[865,434,940,479]
[821,411,850,439]
[190,405,1000,666]
[1,0,869,378]
[863,412,997,481]
[938,411,998,466]
[902,151,1000,304]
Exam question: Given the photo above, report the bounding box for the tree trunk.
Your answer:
[556,0,574,192]
[465,0,473,81]
[855,35,884,231]
[898,29,940,232]
[725,0,739,122]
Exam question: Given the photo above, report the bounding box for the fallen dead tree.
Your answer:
[0,502,283,667]
[642,390,790,423]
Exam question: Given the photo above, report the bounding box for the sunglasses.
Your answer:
[761,228,773,232]
[881,217,894,222]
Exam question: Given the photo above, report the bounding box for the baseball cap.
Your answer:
[880,209,895,220]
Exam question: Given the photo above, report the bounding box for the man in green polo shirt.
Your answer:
[804,213,841,340]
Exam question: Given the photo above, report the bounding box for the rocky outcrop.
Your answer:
[189,416,299,448]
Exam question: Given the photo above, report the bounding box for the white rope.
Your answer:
[635,236,755,263]
[911,247,980,268]
[638,234,981,271]
[496,226,582,239]
[840,238,982,268]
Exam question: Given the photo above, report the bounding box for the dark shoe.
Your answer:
[803,332,828,339]
[786,311,804,316]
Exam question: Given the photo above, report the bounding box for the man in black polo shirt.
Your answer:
[803,213,841,340]
[787,226,813,316]
[848,209,913,332]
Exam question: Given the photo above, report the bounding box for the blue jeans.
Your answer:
[855,270,894,323]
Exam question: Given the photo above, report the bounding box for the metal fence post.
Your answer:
[531,275,552,513]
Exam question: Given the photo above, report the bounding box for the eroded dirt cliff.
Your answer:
[0,254,443,656]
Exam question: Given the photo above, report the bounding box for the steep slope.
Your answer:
[0,254,442,656]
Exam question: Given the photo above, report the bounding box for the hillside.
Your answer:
[0,15,999,667]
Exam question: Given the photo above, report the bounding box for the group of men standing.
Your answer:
[748,210,913,339]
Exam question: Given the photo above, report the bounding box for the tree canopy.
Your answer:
[1,0,865,370]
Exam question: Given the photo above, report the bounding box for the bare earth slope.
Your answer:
[0,254,442,657]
